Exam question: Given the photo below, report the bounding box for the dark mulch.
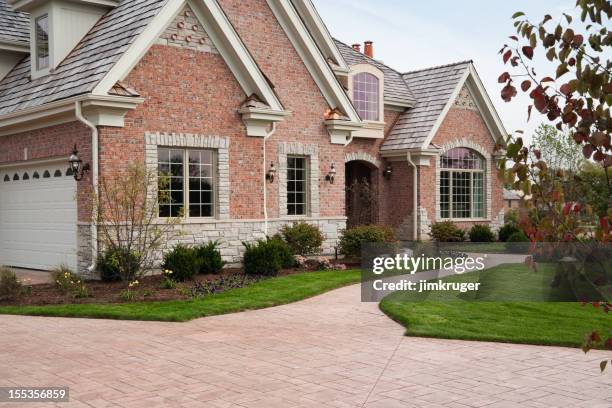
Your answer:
[1,268,305,307]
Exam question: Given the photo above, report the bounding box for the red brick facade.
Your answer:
[0,0,505,273]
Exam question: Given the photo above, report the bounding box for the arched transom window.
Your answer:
[353,72,380,121]
[440,148,485,219]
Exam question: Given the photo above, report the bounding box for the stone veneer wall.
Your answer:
[141,133,344,267]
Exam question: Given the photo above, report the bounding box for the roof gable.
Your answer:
[382,61,506,152]
[335,39,416,107]
[0,0,167,117]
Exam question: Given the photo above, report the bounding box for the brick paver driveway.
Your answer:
[1,284,610,408]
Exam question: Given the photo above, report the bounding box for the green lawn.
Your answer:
[380,263,610,347]
[0,270,360,322]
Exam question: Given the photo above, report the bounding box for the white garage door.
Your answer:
[0,162,78,271]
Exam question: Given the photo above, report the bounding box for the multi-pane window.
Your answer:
[35,14,49,70]
[440,148,485,219]
[353,72,380,121]
[158,148,215,218]
[287,156,308,216]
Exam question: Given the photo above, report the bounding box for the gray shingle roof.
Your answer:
[334,39,416,106]
[0,0,167,116]
[0,0,29,45]
[381,61,471,151]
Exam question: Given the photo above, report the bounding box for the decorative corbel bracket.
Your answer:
[238,107,291,137]
[325,119,363,145]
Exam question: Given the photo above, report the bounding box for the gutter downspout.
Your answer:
[406,152,418,241]
[263,123,277,236]
[75,101,99,272]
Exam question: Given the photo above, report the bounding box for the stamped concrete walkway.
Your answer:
[1,283,610,408]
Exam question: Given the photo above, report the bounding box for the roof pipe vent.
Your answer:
[351,43,361,53]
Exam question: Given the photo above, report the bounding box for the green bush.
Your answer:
[339,225,396,257]
[195,241,226,275]
[507,231,530,242]
[429,221,465,242]
[504,208,519,225]
[97,247,140,282]
[280,222,324,255]
[243,237,294,276]
[162,245,202,282]
[0,267,23,301]
[468,224,495,242]
[505,230,530,254]
[498,223,521,242]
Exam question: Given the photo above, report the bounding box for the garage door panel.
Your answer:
[0,163,78,271]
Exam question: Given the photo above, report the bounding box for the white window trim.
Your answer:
[435,139,493,222]
[157,148,218,219]
[348,63,385,125]
[278,142,319,218]
[30,6,52,79]
[145,132,230,221]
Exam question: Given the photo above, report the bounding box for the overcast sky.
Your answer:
[312,0,577,143]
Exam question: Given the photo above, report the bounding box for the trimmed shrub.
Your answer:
[162,245,202,282]
[195,240,226,275]
[505,230,530,254]
[243,237,294,276]
[97,247,140,282]
[0,267,23,301]
[280,222,324,255]
[339,225,396,257]
[498,223,521,242]
[468,224,495,242]
[507,230,530,242]
[429,221,465,242]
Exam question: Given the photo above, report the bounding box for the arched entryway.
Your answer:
[345,158,379,228]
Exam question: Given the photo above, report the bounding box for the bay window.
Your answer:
[440,148,485,219]
[158,148,215,218]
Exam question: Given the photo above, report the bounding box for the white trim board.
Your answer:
[266,0,361,122]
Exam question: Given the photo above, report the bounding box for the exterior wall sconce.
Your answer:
[325,163,336,184]
[383,164,393,180]
[68,144,90,181]
[266,162,276,182]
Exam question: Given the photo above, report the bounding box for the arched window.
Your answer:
[3,175,9,182]
[353,72,380,121]
[13,173,19,181]
[33,171,40,179]
[22,172,29,180]
[440,148,485,219]
[53,169,62,177]
[43,170,51,178]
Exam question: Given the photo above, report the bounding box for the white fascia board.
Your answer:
[93,0,284,112]
[419,67,471,149]
[290,0,348,70]
[466,64,507,143]
[0,94,143,136]
[267,0,361,123]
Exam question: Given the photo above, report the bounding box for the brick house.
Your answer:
[0,0,507,276]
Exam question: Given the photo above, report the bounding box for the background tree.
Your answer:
[531,123,584,172]
[498,0,611,369]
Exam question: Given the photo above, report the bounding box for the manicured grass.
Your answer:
[380,263,610,347]
[0,270,360,322]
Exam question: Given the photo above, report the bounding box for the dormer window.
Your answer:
[353,72,379,121]
[35,14,49,70]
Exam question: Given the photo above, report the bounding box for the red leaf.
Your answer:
[521,80,531,91]
[600,217,609,232]
[573,203,582,213]
[563,202,572,216]
[583,144,595,159]
[573,34,584,46]
[527,105,533,121]
[590,331,602,342]
[534,93,547,112]
[522,46,534,59]
[511,57,519,67]
[509,35,519,41]
[605,338,612,350]
[560,83,572,95]
[498,72,511,83]
[568,57,576,66]
[501,84,517,102]
[503,50,512,64]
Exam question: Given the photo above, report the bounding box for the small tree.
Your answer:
[531,124,583,172]
[93,163,182,281]
[498,0,611,370]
